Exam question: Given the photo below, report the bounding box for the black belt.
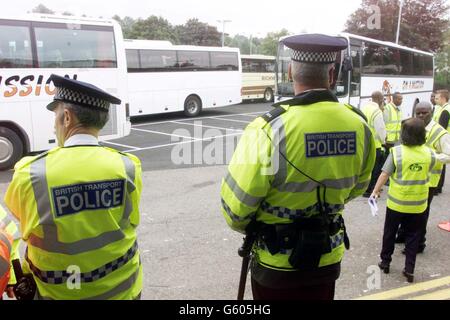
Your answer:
[258,215,349,255]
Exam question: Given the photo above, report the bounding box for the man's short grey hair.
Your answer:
[62,102,109,130]
[291,61,333,87]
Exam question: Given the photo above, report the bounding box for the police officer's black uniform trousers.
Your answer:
[250,262,339,300]
[381,208,428,274]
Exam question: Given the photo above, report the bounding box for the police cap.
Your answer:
[46,74,121,111]
[282,34,348,64]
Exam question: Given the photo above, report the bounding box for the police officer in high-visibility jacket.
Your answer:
[4,74,143,300]
[0,204,19,298]
[396,102,450,252]
[221,34,376,300]
[371,118,444,283]
[383,92,403,149]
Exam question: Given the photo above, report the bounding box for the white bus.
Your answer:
[0,15,131,170]
[276,33,434,117]
[125,39,242,117]
[241,54,276,102]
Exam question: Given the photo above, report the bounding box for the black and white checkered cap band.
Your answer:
[25,241,139,285]
[290,49,337,64]
[55,87,110,110]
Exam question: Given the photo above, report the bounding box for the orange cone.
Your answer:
[438,221,450,232]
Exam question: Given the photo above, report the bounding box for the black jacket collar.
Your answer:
[273,89,338,107]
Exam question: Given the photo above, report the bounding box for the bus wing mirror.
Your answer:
[342,56,353,72]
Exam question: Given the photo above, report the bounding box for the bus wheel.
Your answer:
[263,88,274,103]
[184,95,202,117]
[0,127,23,171]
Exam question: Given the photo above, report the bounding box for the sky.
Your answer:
[6,0,366,37]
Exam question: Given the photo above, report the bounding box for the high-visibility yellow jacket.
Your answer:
[387,145,435,214]
[361,101,383,149]
[0,204,19,286]
[384,102,402,144]
[4,145,143,300]
[221,91,376,271]
[425,121,448,187]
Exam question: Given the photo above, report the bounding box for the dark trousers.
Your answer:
[251,277,335,300]
[397,187,435,247]
[366,148,384,194]
[437,165,446,193]
[381,207,427,274]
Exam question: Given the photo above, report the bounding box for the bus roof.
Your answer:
[124,39,240,53]
[279,32,434,57]
[0,14,119,27]
[241,54,275,60]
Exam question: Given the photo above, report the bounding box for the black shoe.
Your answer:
[403,270,414,283]
[378,261,390,274]
[363,192,371,198]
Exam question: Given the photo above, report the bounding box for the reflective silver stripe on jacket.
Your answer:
[26,241,138,284]
[387,194,428,207]
[426,125,446,147]
[28,155,136,255]
[266,117,287,187]
[223,173,265,207]
[275,175,359,193]
[221,198,255,222]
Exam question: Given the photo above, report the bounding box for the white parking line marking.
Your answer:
[209,117,250,124]
[101,141,139,150]
[124,132,243,153]
[131,111,264,127]
[131,128,202,141]
[171,121,244,132]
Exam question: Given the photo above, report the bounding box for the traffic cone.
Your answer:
[438,220,450,232]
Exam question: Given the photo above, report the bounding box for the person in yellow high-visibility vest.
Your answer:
[395,102,450,252]
[4,74,143,300]
[433,90,450,194]
[383,92,403,150]
[221,34,376,300]
[371,118,448,283]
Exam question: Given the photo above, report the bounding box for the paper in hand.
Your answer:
[368,196,379,217]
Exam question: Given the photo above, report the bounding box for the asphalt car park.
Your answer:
[102,102,272,171]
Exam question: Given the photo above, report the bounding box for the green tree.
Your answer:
[345,0,448,52]
[176,19,221,46]
[112,15,136,39]
[435,29,450,88]
[31,4,54,14]
[126,16,178,43]
[259,29,290,56]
